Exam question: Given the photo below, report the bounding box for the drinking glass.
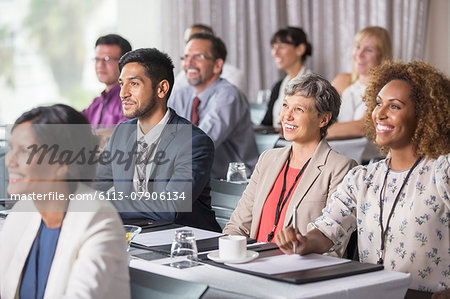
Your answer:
[124,225,142,252]
[226,162,247,183]
[170,230,199,268]
[256,89,271,104]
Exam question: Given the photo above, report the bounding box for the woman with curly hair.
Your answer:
[275,61,449,296]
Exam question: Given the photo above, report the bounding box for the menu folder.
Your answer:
[134,236,257,255]
[199,248,384,285]
[129,221,256,254]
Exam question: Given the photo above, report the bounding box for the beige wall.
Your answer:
[424,0,450,76]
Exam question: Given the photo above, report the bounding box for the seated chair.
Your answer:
[210,179,247,230]
[130,267,208,298]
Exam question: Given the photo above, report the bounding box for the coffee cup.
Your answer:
[219,235,246,260]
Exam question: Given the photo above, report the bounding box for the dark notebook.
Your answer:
[199,246,384,285]
[134,235,257,255]
[122,218,175,230]
[129,222,256,254]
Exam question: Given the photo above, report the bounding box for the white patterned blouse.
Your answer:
[309,154,450,292]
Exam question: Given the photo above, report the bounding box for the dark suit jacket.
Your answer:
[94,109,221,232]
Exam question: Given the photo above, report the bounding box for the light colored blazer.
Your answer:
[0,184,130,299]
[224,139,357,242]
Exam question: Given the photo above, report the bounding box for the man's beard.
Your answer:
[187,76,202,86]
[185,67,203,86]
[122,92,157,119]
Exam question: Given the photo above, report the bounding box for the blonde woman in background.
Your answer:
[328,26,392,140]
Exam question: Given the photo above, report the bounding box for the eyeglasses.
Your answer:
[180,54,214,62]
[93,56,120,64]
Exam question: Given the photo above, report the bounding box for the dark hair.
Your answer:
[285,73,341,138]
[187,32,227,62]
[95,34,132,57]
[119,48,175,99]
[270,27,312,62]
[13,104,98,192]
[14,104,90,126]
[190,24,214,35]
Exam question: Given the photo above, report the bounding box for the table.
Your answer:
[129,250,411,299]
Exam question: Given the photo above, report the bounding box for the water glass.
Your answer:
[170,230,199,268]
[256,89,271,104]
[124,225,142,252]
[227,162,247,183]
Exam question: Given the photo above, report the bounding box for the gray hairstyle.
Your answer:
[285,73,341,138]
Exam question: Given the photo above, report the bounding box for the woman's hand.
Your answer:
[275,227,307,254]
[275,228,334,255]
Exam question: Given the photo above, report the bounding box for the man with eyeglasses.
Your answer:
[172,24,246,94]
[82,34,131,125]
[169,33,258,179]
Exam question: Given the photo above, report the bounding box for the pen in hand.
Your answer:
[292,206,298,254]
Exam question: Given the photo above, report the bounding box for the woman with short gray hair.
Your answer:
[224,74,357,257]
[285,73,341,138]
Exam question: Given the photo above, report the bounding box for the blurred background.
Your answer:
[0,0,448,124]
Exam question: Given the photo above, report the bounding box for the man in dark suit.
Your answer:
[94,48,220,232]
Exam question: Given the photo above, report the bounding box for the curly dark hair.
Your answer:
[364,61,450,159]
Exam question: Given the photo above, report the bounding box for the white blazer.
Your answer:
[0,184,130,299]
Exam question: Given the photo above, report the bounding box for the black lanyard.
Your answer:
[267,151,311,242]
[377,157,422,265]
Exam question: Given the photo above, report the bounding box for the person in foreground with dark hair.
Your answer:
[0,104,130,299]
[82,33,132,125]
[169,33,258,179]
[94,48,221,232]
[224,74,356,257]
[276,61,449,297]
[261,26,313,129]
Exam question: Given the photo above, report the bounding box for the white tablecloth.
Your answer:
[130,257,411,299]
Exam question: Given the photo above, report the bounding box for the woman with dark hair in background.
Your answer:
[0,104,130,299]
[261,27,313,129]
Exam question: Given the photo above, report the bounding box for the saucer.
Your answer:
[207,250,259,264]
